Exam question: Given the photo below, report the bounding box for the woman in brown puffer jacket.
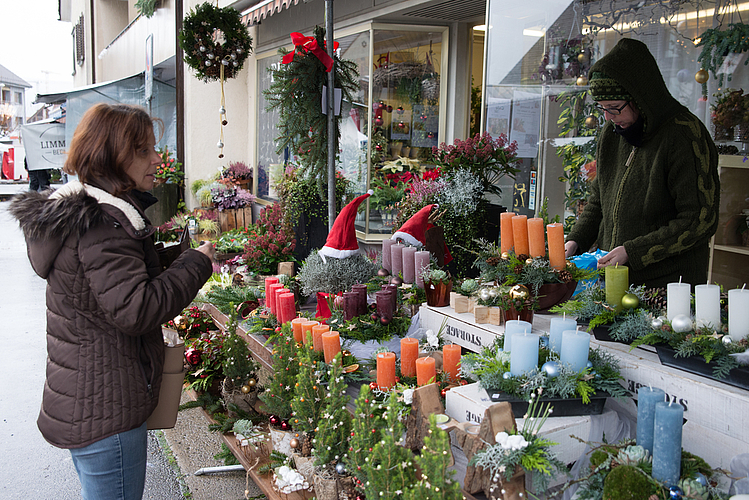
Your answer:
[10,103,214,500]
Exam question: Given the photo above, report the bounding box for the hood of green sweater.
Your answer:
[589,38,685,138]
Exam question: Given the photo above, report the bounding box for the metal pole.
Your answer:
[326,0,335,231]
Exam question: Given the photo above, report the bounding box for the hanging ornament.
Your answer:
[398,121,405,128]
[695,69,709,84]
[217,140,224,148]
[374,117,384,126]
[199,45,206,52]
[576,76,588,86]
[335,463,346,474]
[290,438,300,449]
[585,116,598,129]
[396,106,405,115]
[207,52,215,59]
[577,51,589,64]
[205,60,212,66]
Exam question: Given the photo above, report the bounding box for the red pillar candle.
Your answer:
[321,330,341,364]
[267,283,285,317]
[343,291,359,321]
[376,290,394,321]
[415,356,436,386]
[500,212,515,254]
[277,292,296,325]
[264,276,279,303]
[386,284,399,311]
[311,323,329,352]
[291,317,306,343]
[301,320,318,344]
[527,217,545,258]
[547,222,566,270]
[400,338,419,378]
[442,344,462,382]
[377,352,397,390]
[352,284,369,316]
[512,215,529,256]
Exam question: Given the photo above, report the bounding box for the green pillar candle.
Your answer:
[605,265,629,313]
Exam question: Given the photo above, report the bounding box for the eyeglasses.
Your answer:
[595,101,630,115]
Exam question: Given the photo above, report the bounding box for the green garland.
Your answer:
[135,0,158,19]
[178,2,253,82]
[697,23,749,90]
[327,309,411,343]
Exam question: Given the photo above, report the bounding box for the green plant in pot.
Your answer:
[421,265,452,307]
[711,88,749,141]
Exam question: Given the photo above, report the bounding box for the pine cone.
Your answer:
[514,265,524,274]
[643,287,667,314]
[486,256,501,266]
[517,254,530,261]
[558,270,573,282]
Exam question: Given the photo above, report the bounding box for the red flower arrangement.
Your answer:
[242,203,297,274]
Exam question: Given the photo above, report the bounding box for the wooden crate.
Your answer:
[218,206,253,232]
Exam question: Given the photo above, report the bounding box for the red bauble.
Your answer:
[280,420,291,431]
[184,348,202,365]
[386,105,393,113]
[369,382,378,390]
[375,144,383,151]
[269,415,280,426]
[333,295,345,310]
[380,316,391,326]
[374,117,384,126]
[377,268,390,277]
[370,313,379,322]
[441,388,447,397]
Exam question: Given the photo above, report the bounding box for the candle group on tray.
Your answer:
[374,342,461,388]
[499,213,566,269]
[636,386,684,487]
[380,240,433,288]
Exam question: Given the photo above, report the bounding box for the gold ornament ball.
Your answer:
[695,69,709,84]
[578,52,589,64]
[576,76,588,86]
[525,258,534,265]
[247,378,257,388]
[290,438,300,449]
[621,293,640,310]
[501,252,510,260]
[509,284,530,301]
[585,116,598,129]
[241,385,251,394]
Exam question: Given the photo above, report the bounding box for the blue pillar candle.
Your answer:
[549,317,577,354]
[503,320,532,352]
[510,332,539,376]
[652,401,684,487]
[636,386,666,454]
[560,329,590,372]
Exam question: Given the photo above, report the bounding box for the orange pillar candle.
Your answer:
[442,344,462,382]
[301,320,318,344]
[291,317,306,343]
[377,352,397,390]
[547,222,566,270]
[527,218,545,258]
[400,338,419,378]
[311,324,329,352]
[500,212,515,254]
[321,330,341,364]
[512,215,529,256]
[415,356,436,386]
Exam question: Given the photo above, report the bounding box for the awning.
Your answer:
[241,0,300,26]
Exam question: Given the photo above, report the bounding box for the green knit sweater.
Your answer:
[567,38,720,288]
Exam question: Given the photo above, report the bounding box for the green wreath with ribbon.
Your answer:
[178,2,253,82]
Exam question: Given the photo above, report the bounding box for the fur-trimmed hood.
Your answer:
[9,181,155,279]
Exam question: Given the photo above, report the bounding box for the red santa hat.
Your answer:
[318,190,374,260]
[392,204,436,247]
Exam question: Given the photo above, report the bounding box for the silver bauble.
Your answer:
[671,314,693,333]
[586,360,594,369]
[219,106,226,115]
[539,336,549,349]
[217,141,224,148]
[207,53,214,59]
[231,53,237,60]
[694,472,708,487]
[722,335,733,345]
[205,60,212,66]
[199,45,206,52]
[488,287,499,298]
[479,288,491,302]
[232,61,238,67]
[335,463,345,474]
[541,361,560,378]
[652,317,663,329]
[503,372,512,380]
[221,59,229,66]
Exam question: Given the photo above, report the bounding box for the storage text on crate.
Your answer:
[628,378,689,412]
[444,323,485,349]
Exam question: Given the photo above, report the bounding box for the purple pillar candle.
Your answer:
[414,250,431,288]
[402,246,417,283]
[391,243,405,279]
[386,284,399,312]
[343,291,359,321]
[352,284,369,316]
[382,238,394,273]
[376,290,394,321]
[636,386,666,454]
[652,401,684,487]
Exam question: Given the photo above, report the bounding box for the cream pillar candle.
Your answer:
[728,287,749,341]
[695,284,721,330]
[667,282,691,321]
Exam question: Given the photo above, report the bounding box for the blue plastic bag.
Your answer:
[571,249,607,296]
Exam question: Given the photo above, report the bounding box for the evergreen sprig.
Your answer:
[697,23,749,88]
[403,415,463,500]
[312,353,352,468]
[289,339,326,436]
[197,285,263,315]
[345,384,386,486]
[264,26,359,184]
[258,323,299,419]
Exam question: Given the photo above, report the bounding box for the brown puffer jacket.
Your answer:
[10,182,212,449]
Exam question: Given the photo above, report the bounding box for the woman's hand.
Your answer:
[196,241,215,261]
[597,245,628,268]
[564,240,579,258]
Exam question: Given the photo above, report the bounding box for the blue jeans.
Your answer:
[69,421,148,500]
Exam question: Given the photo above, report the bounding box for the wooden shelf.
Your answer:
[714,244,749,256]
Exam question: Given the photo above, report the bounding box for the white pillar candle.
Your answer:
[402,246,417,283]
[695,284,721,330]
[560,329,590,372]
[381,238,394,273]
[503,320,532,352]
[510,333,540,376]
[549,316,576,354]
[414,251,431,289]
[666,282,691,321]
[728,287,749,341]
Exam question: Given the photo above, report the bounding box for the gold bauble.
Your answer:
[241,385,251,394]
[585,116,598,129]
[525,258,534,265]
[290,438,300,449]
[695,69,709,84]
[576,76,588,86]
[621,293,640,310]
[247,378,257,388]
[174,315,186,329]
[501,252,510,260]
[578,52,589,64]
[508,284,530,301]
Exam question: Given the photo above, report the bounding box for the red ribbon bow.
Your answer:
[281,32,339,72]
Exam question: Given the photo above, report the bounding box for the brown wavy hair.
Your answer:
[63,103,163,196]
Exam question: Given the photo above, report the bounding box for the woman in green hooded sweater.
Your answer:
[564,38,720,288]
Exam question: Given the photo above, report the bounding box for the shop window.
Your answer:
[1,89,9,103]
[14,92,22,105]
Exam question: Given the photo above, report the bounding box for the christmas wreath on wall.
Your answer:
[178,2,253,83]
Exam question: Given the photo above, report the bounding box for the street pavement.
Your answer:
[0,182,258,500]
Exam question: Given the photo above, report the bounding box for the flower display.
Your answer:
[221,161,253,185]
[241,203,296,275]
[211,185,255,211]
[154,147,185,185]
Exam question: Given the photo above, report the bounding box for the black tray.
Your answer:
[655,344,749,391]
[485,391,609,417]
[589,324,614,342]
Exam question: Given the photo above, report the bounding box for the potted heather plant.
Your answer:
[421,265,452,307]
[221,160,253,190]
